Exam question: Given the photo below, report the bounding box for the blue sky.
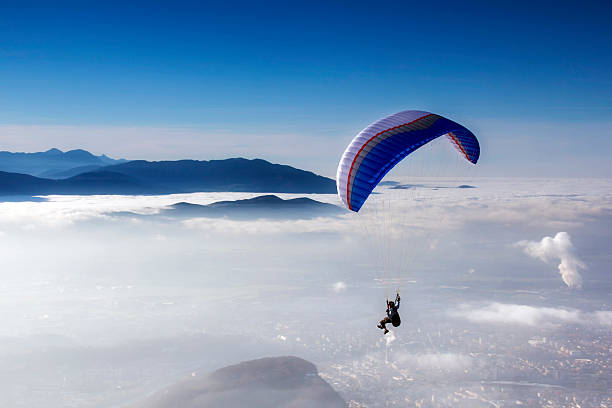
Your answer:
[1,1,611,177]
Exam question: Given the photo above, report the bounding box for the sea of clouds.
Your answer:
[1,177,611,407]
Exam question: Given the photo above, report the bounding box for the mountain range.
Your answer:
[0,148,126,178]
[0,149,336,196]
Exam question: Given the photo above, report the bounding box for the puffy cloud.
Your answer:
[332,281,347,293]
[516,232,585,289]
[451,302,612,328]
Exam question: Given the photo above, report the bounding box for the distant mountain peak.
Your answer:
[239,194,283,203]
[0,148,126,178]
[63,149,98,159]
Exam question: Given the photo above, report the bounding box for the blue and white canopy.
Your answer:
[336,110,480,212]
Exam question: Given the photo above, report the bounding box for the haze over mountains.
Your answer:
[0,149,336,196]
[0,148,126,178]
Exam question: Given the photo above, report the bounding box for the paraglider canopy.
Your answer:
[336,110,480,212]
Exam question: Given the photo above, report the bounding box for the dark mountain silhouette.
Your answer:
[378,180,400,186]
[391,183,478,190]
[40,164,105,179]
[57,171,150,194]
[0,148,126,178]
[131,356,346,408]
[99,158,336,193]
[0,171,53,195]
[120,195,344,220]
[390,184,425,190]
[0,158,336,196]
[0,170,148,196]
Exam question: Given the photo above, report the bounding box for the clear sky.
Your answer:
[1,1,611,177]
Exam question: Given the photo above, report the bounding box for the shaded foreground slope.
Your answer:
[132,356,346,408]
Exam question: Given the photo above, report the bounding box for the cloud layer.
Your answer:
[451,302,612,328]
[1,178,610,234]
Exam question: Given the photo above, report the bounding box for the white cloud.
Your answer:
[516,232,585,289]
[451,302,612,328]
[332,281,347,293]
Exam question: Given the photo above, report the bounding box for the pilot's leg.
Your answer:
[378,316,391,331]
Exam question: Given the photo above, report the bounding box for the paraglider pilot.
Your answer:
[377,293,401,334]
